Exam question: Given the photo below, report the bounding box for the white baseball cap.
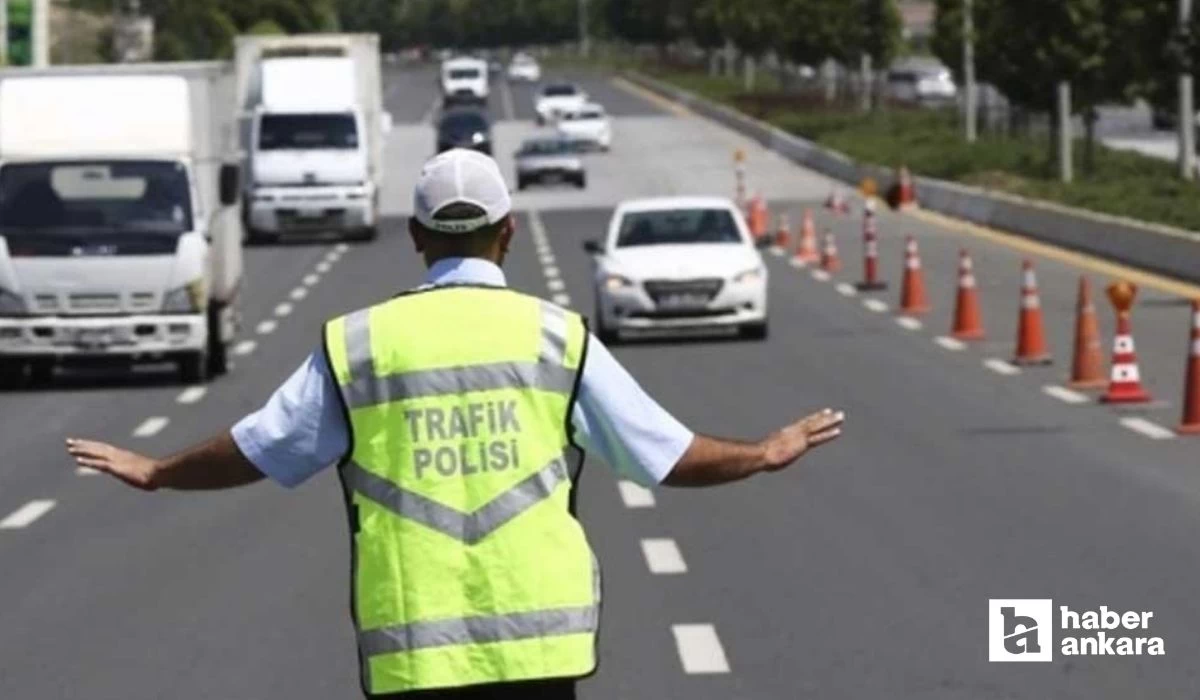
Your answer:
[413,148,512,234]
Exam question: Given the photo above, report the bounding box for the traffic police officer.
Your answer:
[66,149,846,699]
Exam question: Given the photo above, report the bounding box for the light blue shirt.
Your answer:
[231,257,694,488]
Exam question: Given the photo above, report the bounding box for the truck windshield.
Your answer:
[259,114,358,150]
[0,160,193,235]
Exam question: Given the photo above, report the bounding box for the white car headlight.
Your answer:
[162,279,207,313]
[0,287,28,316]
[603,275,634,291]
[733,268,765,285]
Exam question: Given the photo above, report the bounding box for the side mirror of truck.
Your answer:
[218,164,241,207]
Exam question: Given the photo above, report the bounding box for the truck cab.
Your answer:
[441,56,489,107]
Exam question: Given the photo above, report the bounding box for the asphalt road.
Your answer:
[2,64,1200,699]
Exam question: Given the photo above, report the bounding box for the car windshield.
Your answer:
[259,113,358,150]
[543,85,577,97]
[616,208,742,247]
[519,139,575,155]
[448,68,481,79]
[0,160,193,235]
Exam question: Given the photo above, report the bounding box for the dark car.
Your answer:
[436,108,492,155]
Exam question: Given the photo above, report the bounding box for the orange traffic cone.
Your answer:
[1101,281,1152,404]
[1068,275,1107,390]
[820,231,841,273]
[898,236,930,315]
[1178,300,1200,434]
[1012,260,1052,365]
[748,195,768,242]
[896,166,917,210]
[774,212,792,250]
[855,210,887,291]
[792,208,819,264]
[951,249,985,341]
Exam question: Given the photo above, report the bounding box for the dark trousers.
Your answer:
[370,679,576,700]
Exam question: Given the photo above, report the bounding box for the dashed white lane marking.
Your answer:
[303,274,321,286]
[896,317,923,330]
[75,467,99,476]
[0,500,56,529]
[984,358,1021,376]
[1120,417,1176,440]
[862,299,888,313]
[836,283,857,297]
[275,302,294,318]
[133,416,169,438]
[672,624,731,674]
[936,336,966,351]
[256,320,278,335]
[233,340,257,356]
[547,278,566,292]
[544,266,560,279]
[176,386,207,405]
[552,293,572,306]
[810,269,831,281]
[324,251,341,264]
[641,538,688,574]
[316,261,332,273]
[289,287,308,301]
[335,243,350,253]
[617,480,656,508]
[1043,385,1089,404]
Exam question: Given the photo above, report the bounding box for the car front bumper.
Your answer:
[597,279,767,332]
[0,313,207,358]
[248,184,376,235]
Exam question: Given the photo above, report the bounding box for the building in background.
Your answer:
[898,0,934,52]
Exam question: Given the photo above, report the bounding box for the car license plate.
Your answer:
[73,328,113,349]
[658,294,709,310]
[296,208,325,219]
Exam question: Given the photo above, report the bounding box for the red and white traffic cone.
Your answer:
[1012,260,1052,365]
[855,211,887,291]
[1101,282,1152,404]
[898,236,930,315]
[791,208,820,265]
[951,250,985,341]
[774,212,792,253]
[1178,300,1200,434]
[820,231,841,273]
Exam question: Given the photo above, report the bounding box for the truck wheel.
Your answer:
[740,321,769,341]
[178,351,210,385]
[205,304,229,376]
[517,177,528,191]
[353,226,378,242]
[574,174,587,189]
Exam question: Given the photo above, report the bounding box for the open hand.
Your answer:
[65,438,159,491]
[761,408,845,471]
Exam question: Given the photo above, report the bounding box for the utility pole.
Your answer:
[0,0,8,66]
[32,0,49,67]
[963,0,977,143]
[1179,0,1195,180]
[578,0,589,59]
[1058,81,1073,184]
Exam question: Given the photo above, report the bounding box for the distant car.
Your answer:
[514,137,586,190]
[535,83,588,126]
[885,66,957,107]
[441,56,489,106]
[585,196,768,343]
[507,53,542,82]
[556,103,612,151]
[436,108,492,155]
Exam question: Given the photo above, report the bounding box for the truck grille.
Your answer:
[68,293,121,313]
[643,279,724,307]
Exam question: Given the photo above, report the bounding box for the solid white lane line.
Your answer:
[316,261,332,273]
[935,336,966,351]
[290,287,308,301]
[303,273,321,286]
[836,283,857,297]
[863,299,888,313]
[256,320,278,335]
[233,340,257,356]
[275,302,294,317]
[617,480,656,508]
[544,266,561,279]
[133,417,169,438]
[672,624,731,674]
[547,278,566,292]
[896,317,923,330]
[0,500,56,529]
[1119,417,1176,440]
[810,269,831,281]
[552,293,572,306]
[1043,385,1089,405]
[983,358,1021,376]
[176,386,207,405]
[641,538,688,574]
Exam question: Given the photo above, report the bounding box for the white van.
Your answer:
[441,56,489,105]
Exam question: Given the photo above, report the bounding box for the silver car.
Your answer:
[514,138,586,190]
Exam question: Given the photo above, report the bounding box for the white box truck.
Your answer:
[235,34,391,243]
[441,56,489,106]
[0,63,244,386]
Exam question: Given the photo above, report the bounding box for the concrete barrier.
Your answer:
[626,71,1200,285]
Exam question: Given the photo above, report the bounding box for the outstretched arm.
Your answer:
[663,408,845,487]
[66,432,264,491]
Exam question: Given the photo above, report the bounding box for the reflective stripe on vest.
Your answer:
[326,288,597,694]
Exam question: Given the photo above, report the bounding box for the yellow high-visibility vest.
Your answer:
[324,285,598,695]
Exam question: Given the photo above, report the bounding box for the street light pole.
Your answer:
[963,0,977,143]
[1180,0,1195,180]
[578,0,590,59]
[32,0,49,67]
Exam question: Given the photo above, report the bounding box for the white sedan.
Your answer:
[534,83,588,126]
[507,53,541,82]
[585,197,769,342]
[556,103,612,151]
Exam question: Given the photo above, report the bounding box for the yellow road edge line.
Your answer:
[907,208,1200,300]
[610,76,691,118]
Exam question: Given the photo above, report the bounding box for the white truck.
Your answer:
[0,63,244,386]
[235,34,390,243]
[441,56,489,106]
